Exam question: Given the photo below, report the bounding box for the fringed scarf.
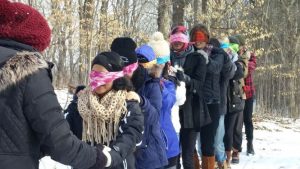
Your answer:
[78,88,128,145]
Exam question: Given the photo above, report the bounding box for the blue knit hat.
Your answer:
[136,45,156,63]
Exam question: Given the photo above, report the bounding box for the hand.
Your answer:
[126,91,141,103]
[197,49,209,64]
[176,69,191,85]
[90,144,111,169]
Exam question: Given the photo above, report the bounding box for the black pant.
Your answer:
[243,97,254,143]
[200,104,220,156]
[224,110,243,152]
[180,128,198,169]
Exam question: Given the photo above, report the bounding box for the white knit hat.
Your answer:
[148,32,170,64]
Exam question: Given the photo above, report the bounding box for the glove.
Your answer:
[197,49,209,64]
[176,69,191,85]
[90,144,111,169]
[126,91,140,103]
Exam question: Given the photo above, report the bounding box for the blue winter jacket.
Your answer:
[160,80,179,159]
[135,71,168,169]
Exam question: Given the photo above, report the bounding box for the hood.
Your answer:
[0,42,48,92]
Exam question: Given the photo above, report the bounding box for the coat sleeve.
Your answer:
[206,53,224,75]
[108,101,144,167]
[221,52,236,81]
[232,62,245,80]
[248,53,257,75]
[188,53,207,94]
[23,69,97,169]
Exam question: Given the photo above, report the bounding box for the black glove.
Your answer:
[176,70,191,85]
[168,75,180,86]
[89,144,109,169]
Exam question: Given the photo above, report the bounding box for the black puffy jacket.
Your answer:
[0,40,98,169]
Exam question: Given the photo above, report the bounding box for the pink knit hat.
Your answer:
[169,33,189,44]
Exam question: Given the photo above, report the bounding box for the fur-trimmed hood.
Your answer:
[0,51,48,92]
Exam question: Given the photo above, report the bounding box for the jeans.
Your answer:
[214,114,226,163]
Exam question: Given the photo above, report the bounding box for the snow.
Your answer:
[39,90,300,169]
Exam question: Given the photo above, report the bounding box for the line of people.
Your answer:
[0,1,256,169]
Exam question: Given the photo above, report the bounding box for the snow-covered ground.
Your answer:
[39,90,300,169]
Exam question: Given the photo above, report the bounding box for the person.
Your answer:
[78,51,144,169]
[132,44,169,169]
[65,85,86,139]
[0,1,111,169]
[189,24,227,169]
[224,36,248,167]
[211,36,236,169]
[234,35,257,156]
[149,32,182,169]
[169,25,208,169]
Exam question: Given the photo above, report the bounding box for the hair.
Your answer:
[190,23,210,41]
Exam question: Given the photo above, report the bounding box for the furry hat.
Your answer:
[148,32,170,64]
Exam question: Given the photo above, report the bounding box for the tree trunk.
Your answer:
[172,0,185,27]
[158,0,171,37]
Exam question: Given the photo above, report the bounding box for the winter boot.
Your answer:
[225,151,231,168]
[194,150,201,169]
[247,141,255,155]
[231,149,239,164]
[201,156,215,169]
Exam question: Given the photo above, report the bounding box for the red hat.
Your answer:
[0,0,51,52]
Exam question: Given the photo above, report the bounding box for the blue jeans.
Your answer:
[214,114,226,163]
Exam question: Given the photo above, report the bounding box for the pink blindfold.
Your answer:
[89,62,138,91]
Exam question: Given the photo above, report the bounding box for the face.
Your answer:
[194,41,207,49]
[91,64,113,96]
[149,64,165,78]
[172,42,185,51]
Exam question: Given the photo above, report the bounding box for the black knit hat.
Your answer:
[229,36,240,45]
[110,37,137,66]
[92,51,125,72]
[208,38,221,48]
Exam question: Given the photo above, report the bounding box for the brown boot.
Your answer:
[231,149,240,164]
[201,156,215,169]
[194,150,201,169]
[225,151,231,168]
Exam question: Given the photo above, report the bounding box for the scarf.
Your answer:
[78,88,127,144]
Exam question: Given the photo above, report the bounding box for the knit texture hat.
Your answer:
[169,33,189,44]
[92,51,125,72]
[148,32,170,64]
[110,37,137,66]
[0,0,51,52]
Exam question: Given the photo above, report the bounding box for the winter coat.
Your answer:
[227,58,249,114]
[160,80,180,159]
[135,67,168,169]
[65,98,83,140]
[203,46,226,104]
[219,49,236,115]
[171,82,186,133]
[67,97,144,169]
[170,45,194,68]
[244,52,256,99]
[109,100,144,169]
[0,40,97,169]
[171,48,210,130]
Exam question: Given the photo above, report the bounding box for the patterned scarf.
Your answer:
[78,88,127,144]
